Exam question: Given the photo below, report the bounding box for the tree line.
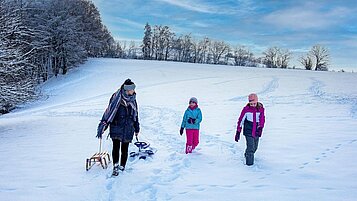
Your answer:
[139,23,330,71]
[0,0,119,114]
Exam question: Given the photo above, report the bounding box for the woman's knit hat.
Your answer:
[123,79,136,91]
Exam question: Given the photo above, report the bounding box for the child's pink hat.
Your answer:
[248,93,258,103]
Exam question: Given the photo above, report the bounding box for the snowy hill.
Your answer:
[0,58,356,201]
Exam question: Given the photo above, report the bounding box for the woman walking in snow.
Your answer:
[180,97,203,154]
[97,79,140,176]
[235,93,265,166]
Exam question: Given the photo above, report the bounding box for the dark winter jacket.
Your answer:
[109,99,140,142]
[236,102,265,139]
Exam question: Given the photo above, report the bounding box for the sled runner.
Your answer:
[86,138,111,171]
[130,136,156,160]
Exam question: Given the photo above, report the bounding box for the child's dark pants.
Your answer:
[244,135,259,166]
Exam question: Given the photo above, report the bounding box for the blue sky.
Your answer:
[92,0,357,70]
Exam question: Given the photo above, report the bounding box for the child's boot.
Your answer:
[186,145,193,154]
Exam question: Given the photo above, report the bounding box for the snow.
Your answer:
[1,58,357,201]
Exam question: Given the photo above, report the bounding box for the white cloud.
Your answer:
[156,0,216,13]
[114,36,142,43]
[155,0,236,14]
[191,21,210,28]
[336,35,357,48]
[263,3,353,30]
[114,17,144,29]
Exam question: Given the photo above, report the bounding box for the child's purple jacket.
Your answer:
[236,102,265,139]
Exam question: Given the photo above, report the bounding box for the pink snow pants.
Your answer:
[186,129,200,154]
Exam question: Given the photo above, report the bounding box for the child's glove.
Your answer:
[235,131,240,142]
[188,118,196,124]
[180,127,184,135]
[256,127,263,137]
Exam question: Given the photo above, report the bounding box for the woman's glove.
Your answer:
[96,121,108,138]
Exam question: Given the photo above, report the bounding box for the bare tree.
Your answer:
[151,25,174,60]
[263,47,279,68]
[278,49,292,68]
[128,41,137,59]
[191,37,209,63]
[209,40,229,64]
[263,47,291,68]
[181,34,193,62]
[105,41,124,58]
[197,37,210,63]
[233,45,254,67]
[164,29,175,61]
[300,54,313,70]
[310,45,329,71]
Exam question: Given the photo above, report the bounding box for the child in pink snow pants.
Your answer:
[180,97,203,154]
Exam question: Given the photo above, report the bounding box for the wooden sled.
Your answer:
[86,139,111,171]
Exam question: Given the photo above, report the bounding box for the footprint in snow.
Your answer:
[2,188,17,191]
[299,162,309,169]
[106,180,114,191]
[222,184,236,188]
[321,187,336,191]
[152,169,162,175]
[280,169,291,175]
[132,183,153,194]
[253,185,268,188]
[196,188,205,192]
[335,144,342,149]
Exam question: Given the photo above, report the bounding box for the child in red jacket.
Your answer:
[235,93,265,166]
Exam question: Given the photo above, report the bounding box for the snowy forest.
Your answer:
[0,0,331,114]
[0,0,120,114]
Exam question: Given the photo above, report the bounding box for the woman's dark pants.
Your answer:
[112,139,129,167]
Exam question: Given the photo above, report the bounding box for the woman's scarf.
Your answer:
[121,89,138,121]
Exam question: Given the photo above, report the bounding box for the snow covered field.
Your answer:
[1,58,356,201]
